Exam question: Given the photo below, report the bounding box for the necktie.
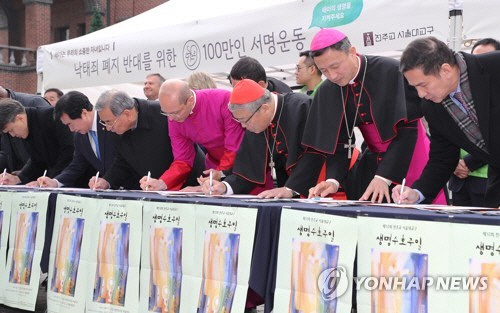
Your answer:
[89,130,101,160]
[454,91,479,126]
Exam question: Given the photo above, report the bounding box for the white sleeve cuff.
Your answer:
[54,179,64,188]
[222,181,233,195]
[414,189,425,203]
[325,179,340,189]
[374,175,392,186]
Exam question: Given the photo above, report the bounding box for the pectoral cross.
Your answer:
[344,138,355,159]
[269,159,275,169]
[269,158,277,180]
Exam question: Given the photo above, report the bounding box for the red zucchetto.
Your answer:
[229,79,265,105]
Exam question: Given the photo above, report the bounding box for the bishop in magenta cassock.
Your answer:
[141,79,245,191]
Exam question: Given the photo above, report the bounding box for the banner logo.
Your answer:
[183,40,201,70]
[317,266,349,300]
[363,32,374,46]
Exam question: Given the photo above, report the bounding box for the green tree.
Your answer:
[89,6,104,33]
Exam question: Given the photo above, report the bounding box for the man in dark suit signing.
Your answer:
[0,86,50,172]
[394,36,500,208]
[89,89,175,190]
[36,91,119,188]
[0,99,74,185]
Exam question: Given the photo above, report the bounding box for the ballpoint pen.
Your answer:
[40,169,47,188]
[146,171,151,191]
[398,178,406,204]
[93,171,100,191]
[1,168,6,185]
[209,170,213,196]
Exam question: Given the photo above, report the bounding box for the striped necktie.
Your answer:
[89,130,101,160]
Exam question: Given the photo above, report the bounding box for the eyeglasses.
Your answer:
[296,65,311,72]
[99,113,122,129]
[232,105,262,124]
[160,107,184,117]
[161,94,193,117]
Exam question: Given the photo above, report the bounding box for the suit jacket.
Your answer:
[55,114,119,187]
[267,77,292,94]
[18,107,75,184]
[104,99,174,190]
[448,153,487,192]
[0,89,50,171]
[412,51,500,207]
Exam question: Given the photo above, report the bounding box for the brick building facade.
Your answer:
[0,0,167,94]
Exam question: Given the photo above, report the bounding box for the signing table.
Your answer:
[0,187,498,313]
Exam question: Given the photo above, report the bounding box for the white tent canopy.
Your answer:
[39,0,449,94]
[462,0,500,46]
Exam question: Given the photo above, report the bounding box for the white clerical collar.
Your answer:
[270,93,278,120]
[348,55,362,85]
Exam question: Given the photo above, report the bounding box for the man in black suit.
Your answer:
[36,91,119,188]
[0,86,50,172]
[229,56,292,94]
[0,99,74,185]
[89,90,175,190]
[447,38,500,207]
[394,36,500,207]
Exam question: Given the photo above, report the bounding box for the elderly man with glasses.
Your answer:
[141,79,245,191]
[89,89,176,190]
[200,79,325,198]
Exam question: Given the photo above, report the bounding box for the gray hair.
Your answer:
[187,71,217,90]
[228,89,271,112]
[95,89,135,116]
[0,98,25,131]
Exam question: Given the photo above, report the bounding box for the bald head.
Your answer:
[160,79,191,102]
[159,79,195,122]
[0,86,8,99]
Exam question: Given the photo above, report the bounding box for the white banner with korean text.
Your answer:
[85,198,142,313]
[448,223,500,313]
[274,208,357,313]
[40,0,449,89]
[357,216,451,313]
[47,194,99,313]
[0,191,13,304]
[139,201,197,313]
[193,204,257,313]
[1,192,50,311]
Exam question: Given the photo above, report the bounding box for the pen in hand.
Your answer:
[40,169,47,188]
[1,168,6,185]
[146,171,151,191]
[209,170,213,196]
[93,171,100,191]
[398,178,406,204]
